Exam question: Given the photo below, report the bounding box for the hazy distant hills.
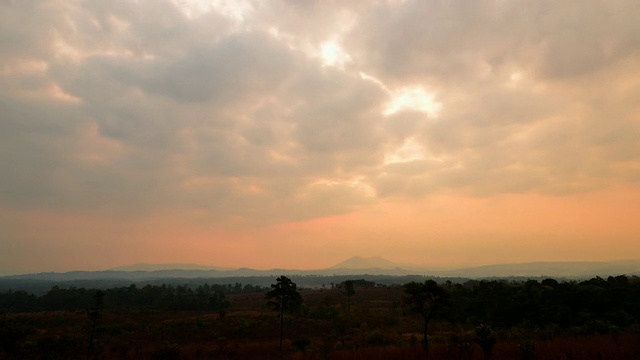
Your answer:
[109,263,231,272]
[329,257,640,278]
[330,256,402,270]
[2,257,639,283]
[432,260,640,278]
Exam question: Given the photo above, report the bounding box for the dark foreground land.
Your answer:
[2,276,640,359]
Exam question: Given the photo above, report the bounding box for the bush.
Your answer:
[292,337,311,353]
[367,329,394,346]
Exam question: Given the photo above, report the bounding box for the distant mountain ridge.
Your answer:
[330,256,402,270]
[328,257,640,278]
[110,263,230,272]
[441,260,640,278]
[2,257,639,281]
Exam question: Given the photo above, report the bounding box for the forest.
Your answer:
[1,275,639,359]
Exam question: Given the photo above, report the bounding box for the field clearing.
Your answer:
[2,285,640,359]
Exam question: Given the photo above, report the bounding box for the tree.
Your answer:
[86,290,104,360]
[266,276,303,351]
[209,291,230,322]
[474,324,496,360]
[342,280,355,333]
[403,280,446,349]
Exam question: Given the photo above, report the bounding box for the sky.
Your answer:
[1,0,640,275]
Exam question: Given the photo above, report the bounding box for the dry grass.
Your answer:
[3,287,640,359]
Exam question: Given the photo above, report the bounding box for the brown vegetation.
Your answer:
[2,284,640,359]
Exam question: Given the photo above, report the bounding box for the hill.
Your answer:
[1,258,638,292]
[441,260,640,278]
[329,256,403,270]
[109,263,229,272]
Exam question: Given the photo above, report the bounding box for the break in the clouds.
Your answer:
[1,1,640,273]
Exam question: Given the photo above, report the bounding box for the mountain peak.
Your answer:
[330,256,401,270]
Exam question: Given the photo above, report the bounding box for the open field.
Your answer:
[2,282,640,359]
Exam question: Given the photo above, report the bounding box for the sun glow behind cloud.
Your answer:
[319,40,352,68]
[383,87,442,117]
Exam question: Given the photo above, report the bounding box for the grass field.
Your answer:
[2,286,640,359]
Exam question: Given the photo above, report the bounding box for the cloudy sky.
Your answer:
[2,0,640,274]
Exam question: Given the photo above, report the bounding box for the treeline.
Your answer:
[2,275,640,334]
[441,275,640,333]
[0,283,266,312]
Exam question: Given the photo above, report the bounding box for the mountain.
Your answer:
[110,263,229,272]
[330,256,403,270]
[2,259,638,287]
[441,260,640,278]
[326,257,640,278]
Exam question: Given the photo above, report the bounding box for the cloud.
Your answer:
[1,0,640,232]
[345,0,640,197]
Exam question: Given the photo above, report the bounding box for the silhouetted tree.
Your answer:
[404,280,445,349]
[474,324,496,359]
[86,290,104,360]
[342,280,355,333]
[266,276,303,352]
[209,291,230,322]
